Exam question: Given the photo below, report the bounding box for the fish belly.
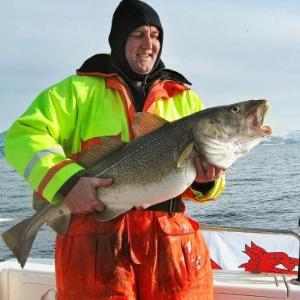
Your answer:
[96,160,196,220]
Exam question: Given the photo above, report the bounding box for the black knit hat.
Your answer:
[109,0,164,79]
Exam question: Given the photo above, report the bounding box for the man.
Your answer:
[4,0,225,299]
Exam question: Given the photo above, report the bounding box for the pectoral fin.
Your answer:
[177,143,194,168]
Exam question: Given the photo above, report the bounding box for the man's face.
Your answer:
[125,25,160,75]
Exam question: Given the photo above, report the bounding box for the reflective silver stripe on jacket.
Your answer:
[23,148,65,180]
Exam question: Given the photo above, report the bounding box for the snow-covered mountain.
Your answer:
[285,130,300,144]
[262,129,300,145]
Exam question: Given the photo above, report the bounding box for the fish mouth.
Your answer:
[251,100,272,136]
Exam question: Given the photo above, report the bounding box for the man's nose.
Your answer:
[141,35,152,49]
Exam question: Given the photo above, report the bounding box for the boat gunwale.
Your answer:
[201,225,300,241]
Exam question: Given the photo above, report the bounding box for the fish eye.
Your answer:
[230,105,240,113]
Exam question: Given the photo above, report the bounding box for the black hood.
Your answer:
[109,0,164,81]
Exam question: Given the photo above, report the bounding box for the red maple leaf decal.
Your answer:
[239,242,299,274]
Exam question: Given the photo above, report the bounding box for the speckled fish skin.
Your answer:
[85,99,271,221]
[2,99,271,268]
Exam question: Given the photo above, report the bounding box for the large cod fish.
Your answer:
[2,99,272,267]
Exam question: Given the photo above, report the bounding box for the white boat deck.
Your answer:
[0,258,299,300]
[214,269,300,300]
[1,225,299,299]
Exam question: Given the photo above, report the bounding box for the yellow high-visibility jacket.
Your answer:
[4,72,225,204]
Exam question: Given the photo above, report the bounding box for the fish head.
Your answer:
[192,99,272,169]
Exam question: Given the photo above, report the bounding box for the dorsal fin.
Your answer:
[78,137,125,168]
[133,112,169,139]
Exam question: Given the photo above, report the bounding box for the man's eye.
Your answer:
[130,31,144,37]
[131,33,142,38]
[129,32,159,39]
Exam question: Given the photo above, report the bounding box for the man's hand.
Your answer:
[194,157,224,183]
[64,177,113,214]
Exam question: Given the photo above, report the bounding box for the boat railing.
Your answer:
[201,224,300,241]
[200,224,300,279]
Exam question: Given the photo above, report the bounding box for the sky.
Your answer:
[1,0,300,133]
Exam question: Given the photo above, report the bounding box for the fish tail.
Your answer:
[2,217,39,268]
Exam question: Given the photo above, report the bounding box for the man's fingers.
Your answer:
[194,157,225,183]
[90,178,111,212]
[216,168,225,177]
[91,177,113,187]
[92,199,105,212]
[65,177,111,214]
[206,167,215,180]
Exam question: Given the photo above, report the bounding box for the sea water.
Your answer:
[0,144,299,262]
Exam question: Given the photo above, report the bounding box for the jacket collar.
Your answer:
[76,53,192,86]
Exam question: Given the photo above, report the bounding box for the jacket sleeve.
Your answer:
[175,89,226,203]
[181,175,226,203]
[4,76,84,204]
